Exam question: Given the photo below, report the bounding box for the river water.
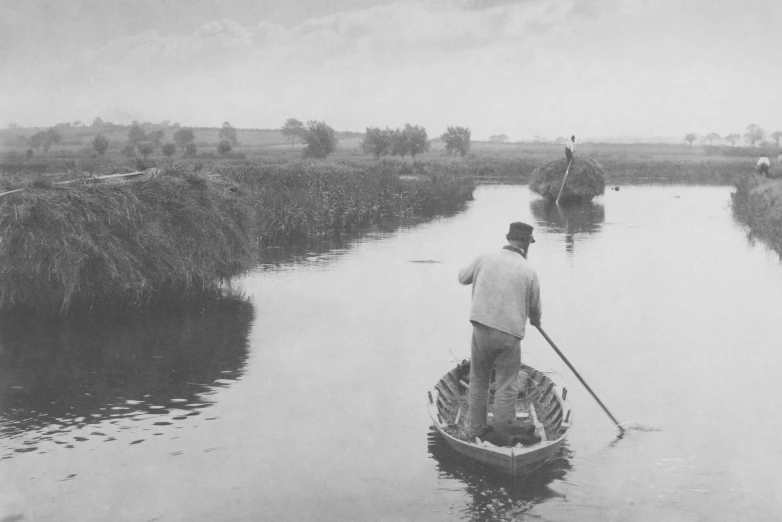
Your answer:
[2,185,782,521]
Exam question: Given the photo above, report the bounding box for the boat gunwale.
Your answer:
[427,362,571,474]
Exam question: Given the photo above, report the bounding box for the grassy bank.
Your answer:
[731,174,782,257]
[0,161,474,315]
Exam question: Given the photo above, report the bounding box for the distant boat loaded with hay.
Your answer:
[529,157,606,203]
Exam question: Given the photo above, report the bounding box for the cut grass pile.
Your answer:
[0,166,255,315]
[529,157,605,202]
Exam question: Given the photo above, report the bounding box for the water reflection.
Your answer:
[427,429,571,520]
[529,198,605,255]
[0,293,253,459]
[256,222,409,271]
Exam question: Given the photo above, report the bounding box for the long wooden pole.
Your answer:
[0,170,151,199]
[555,159,573,205]
[535,325,625,435]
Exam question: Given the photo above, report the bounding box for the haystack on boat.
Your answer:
[427,360,571,476]
[530,157,605,203]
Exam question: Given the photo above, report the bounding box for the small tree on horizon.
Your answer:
[442,126,471,157]
[771,130,782,147]
[301,121,338,158]
[184,143,197,157]
[93,134,109,156]
[44,128,61,152]
[362,127,393,159]
[705,133,721,146]
[217,140,232,156]
[162,143,176,158]
[489,134,509,143]
[139,143,154,160]
[29,131,46,151]
[128,122,146,147]
[744,124,765,147]
[281,118,305,149]
[148,129,165,147]
[390,129,409,158]
[725,133,741,147]
[684,133,698,147]
[404,124,430,159]
[219,121,239,145]
[173,128,195,149]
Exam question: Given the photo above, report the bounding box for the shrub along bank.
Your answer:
[731,174,782,256]
[0,161,474,315]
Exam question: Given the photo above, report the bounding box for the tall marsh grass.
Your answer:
[0,160,474,315]
[217,160,474,244]
[731,174,782,257]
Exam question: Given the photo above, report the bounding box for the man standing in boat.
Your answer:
[565,135,576,164]
[457,222,542,440]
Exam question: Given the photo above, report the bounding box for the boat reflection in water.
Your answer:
[427,428,571,519]
[529,198,605,255]
[0,293,253,459]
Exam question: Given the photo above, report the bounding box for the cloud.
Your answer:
[0,0,622,131]
[193,19,254,48]
[7,0,780,140]
[47,0,581,94]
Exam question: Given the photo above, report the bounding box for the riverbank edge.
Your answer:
[731,174,782,257]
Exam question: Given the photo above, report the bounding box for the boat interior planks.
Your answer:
[428,360,571,476]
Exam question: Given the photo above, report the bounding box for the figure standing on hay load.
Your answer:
[457,222,543,441]
[565,135,576,164]
[757,155,770,177]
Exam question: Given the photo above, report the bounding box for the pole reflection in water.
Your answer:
[529,198,605,255]
[427,428,572,520]
[0,293,253,459]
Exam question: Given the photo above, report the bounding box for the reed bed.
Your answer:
[731,174,782,257]
[529,157,605,202]
[217,160,475,244]
[0,166,255,315]
[0,161,474,315]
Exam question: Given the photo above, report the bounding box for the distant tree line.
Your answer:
[2,119,244,162]
[117,121,239,160]
[361,124,429,159]
[358,124,471,160]
[684,124,782,148]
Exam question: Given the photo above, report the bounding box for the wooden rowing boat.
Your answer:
[427,360,572,476]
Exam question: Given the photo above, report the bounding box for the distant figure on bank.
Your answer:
[457,222,542,440]
[757,155,770,176]
[565,135,576,164]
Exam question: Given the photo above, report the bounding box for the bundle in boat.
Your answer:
[529,157,606,203]
[0,167,256,315]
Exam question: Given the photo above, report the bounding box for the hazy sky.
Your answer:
[1,0,780,140]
